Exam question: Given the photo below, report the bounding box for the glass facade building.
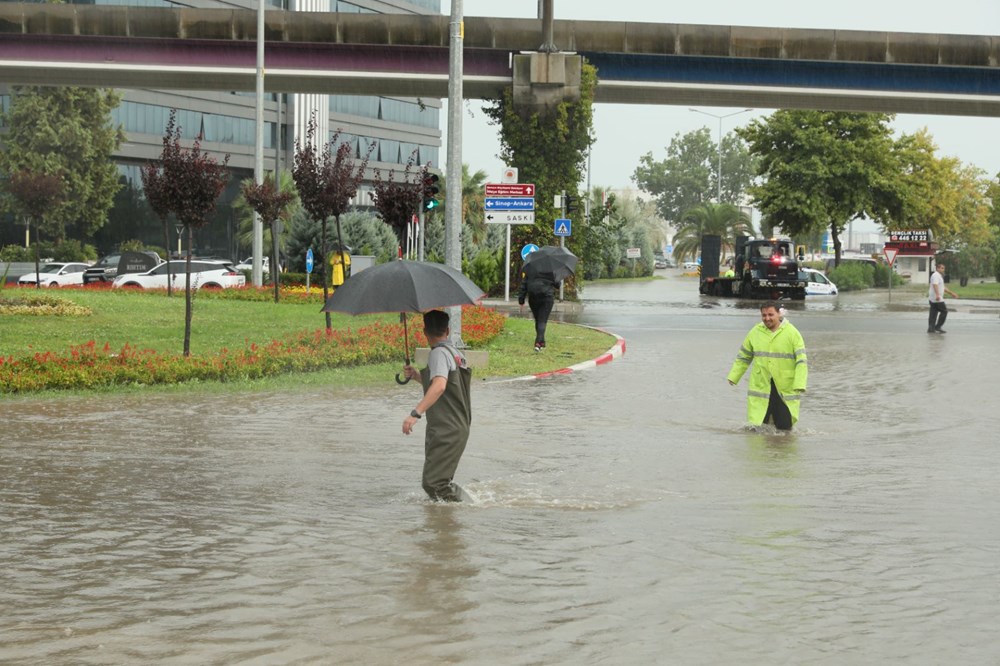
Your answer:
[0,0,443,261]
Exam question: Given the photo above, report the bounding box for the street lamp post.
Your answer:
[175,223,183,257]
[689,108,753,202]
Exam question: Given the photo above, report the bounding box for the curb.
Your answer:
[485,325,626,384]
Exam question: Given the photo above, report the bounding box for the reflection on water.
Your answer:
[2,277,1000,664]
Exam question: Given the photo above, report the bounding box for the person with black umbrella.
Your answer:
[518,266,558,352]
[401,310,472,502]
[517,246,577,352]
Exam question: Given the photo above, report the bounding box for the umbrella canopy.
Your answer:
[523,245,578,282]
[321,260,485,384]
[321,259,485,315]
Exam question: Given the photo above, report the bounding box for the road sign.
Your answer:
[485,211,535,225]
[626,247,641,259]
[485,183,535,197]
[305,248,314,273]
[884,246,899,266]
[521,243,539,260]
[485,197,535,211]
[554,218,571,237]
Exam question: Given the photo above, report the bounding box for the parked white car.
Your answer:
[235,256,280,273]
[112,260,246,290]
[801,268,838,296]
[17,262,91,287]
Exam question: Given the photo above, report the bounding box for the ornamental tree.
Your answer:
[4,170,65,288]
[292,114,373,331]
[242,173,298,303]
[370,158,424,251]
[140,163,176,296]
[151,110,230,356]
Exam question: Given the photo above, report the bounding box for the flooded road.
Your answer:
[3,274,999,664]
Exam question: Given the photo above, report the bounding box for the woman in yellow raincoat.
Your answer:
[727,301,808,430]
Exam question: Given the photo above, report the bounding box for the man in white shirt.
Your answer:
[928,262,959,333]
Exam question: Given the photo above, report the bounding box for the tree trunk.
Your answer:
[32,218,40,290]
[321,217,331,331]
[162,217,173,297]
[830,223,842,267]
[183,225,193,357]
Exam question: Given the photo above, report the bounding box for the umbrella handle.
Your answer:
[396,312,412,384]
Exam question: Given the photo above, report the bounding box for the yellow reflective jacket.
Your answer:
[727,318,808,425]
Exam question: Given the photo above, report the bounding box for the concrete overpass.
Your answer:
[1,3,999,116]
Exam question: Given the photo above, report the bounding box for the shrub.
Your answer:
[828,262,874,291]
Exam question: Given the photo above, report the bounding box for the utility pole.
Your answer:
[252,0,265,287]
[446,0,465,345]
[688,108,753,203]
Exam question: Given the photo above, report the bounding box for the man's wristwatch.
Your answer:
[410,409,422,419]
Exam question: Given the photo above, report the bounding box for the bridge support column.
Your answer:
[513,53,582,117]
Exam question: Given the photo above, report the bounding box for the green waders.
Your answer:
[420,355,472,502]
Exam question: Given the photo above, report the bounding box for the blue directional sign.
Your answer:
[485,197,535,211]
[554,218,572,237]
[305,248,314,273]
[521,244,539,260]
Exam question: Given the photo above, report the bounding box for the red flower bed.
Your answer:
[0,305,506,394]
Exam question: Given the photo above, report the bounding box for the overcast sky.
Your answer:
[441,0,1000,192]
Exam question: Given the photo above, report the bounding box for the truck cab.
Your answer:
[699,234,806,300]
[734,237,806,299]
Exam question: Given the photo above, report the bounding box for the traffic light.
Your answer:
[564,194,578,214]
[422,173,440,211]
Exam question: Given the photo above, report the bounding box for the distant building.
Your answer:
[0,0,443,260]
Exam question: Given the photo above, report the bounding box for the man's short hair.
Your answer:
[760,300,782,313]
[423,309,450,337]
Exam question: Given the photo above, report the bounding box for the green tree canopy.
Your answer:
[482,60,597,267]
[0,86,123,241]
[737,110,902,263]
[893,128,992,248]
[632,127,756,224]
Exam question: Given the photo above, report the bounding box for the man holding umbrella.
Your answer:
[321,259,483,501]
[518,246,577,352]
[401,310,472,502]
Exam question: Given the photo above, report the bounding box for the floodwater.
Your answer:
[3,273,999,665]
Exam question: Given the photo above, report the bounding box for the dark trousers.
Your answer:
[928,301,948,331]
[763,379,793,431]
[528,292,554,345]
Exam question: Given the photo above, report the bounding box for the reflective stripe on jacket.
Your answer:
[726,319,808,425]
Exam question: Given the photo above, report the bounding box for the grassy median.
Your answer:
[0,288,617,396]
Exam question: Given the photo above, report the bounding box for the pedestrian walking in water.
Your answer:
[518,268,558,352]
[727,301,808,431]
[928,262,959,333]
[401,310,473,501]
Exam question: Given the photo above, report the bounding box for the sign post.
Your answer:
[486,181,536,301]
[883,246,898,303]
[305,248,314,294]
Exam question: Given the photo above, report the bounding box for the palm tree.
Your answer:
[671,202,753,262]
[459,164,489,245]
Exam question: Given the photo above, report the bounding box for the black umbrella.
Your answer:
[524,245,578,282]
[321,260,485,383]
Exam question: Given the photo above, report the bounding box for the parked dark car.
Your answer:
[83,251,162,284]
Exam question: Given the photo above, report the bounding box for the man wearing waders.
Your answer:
[401,310,472,501]
[727,301,808,431]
